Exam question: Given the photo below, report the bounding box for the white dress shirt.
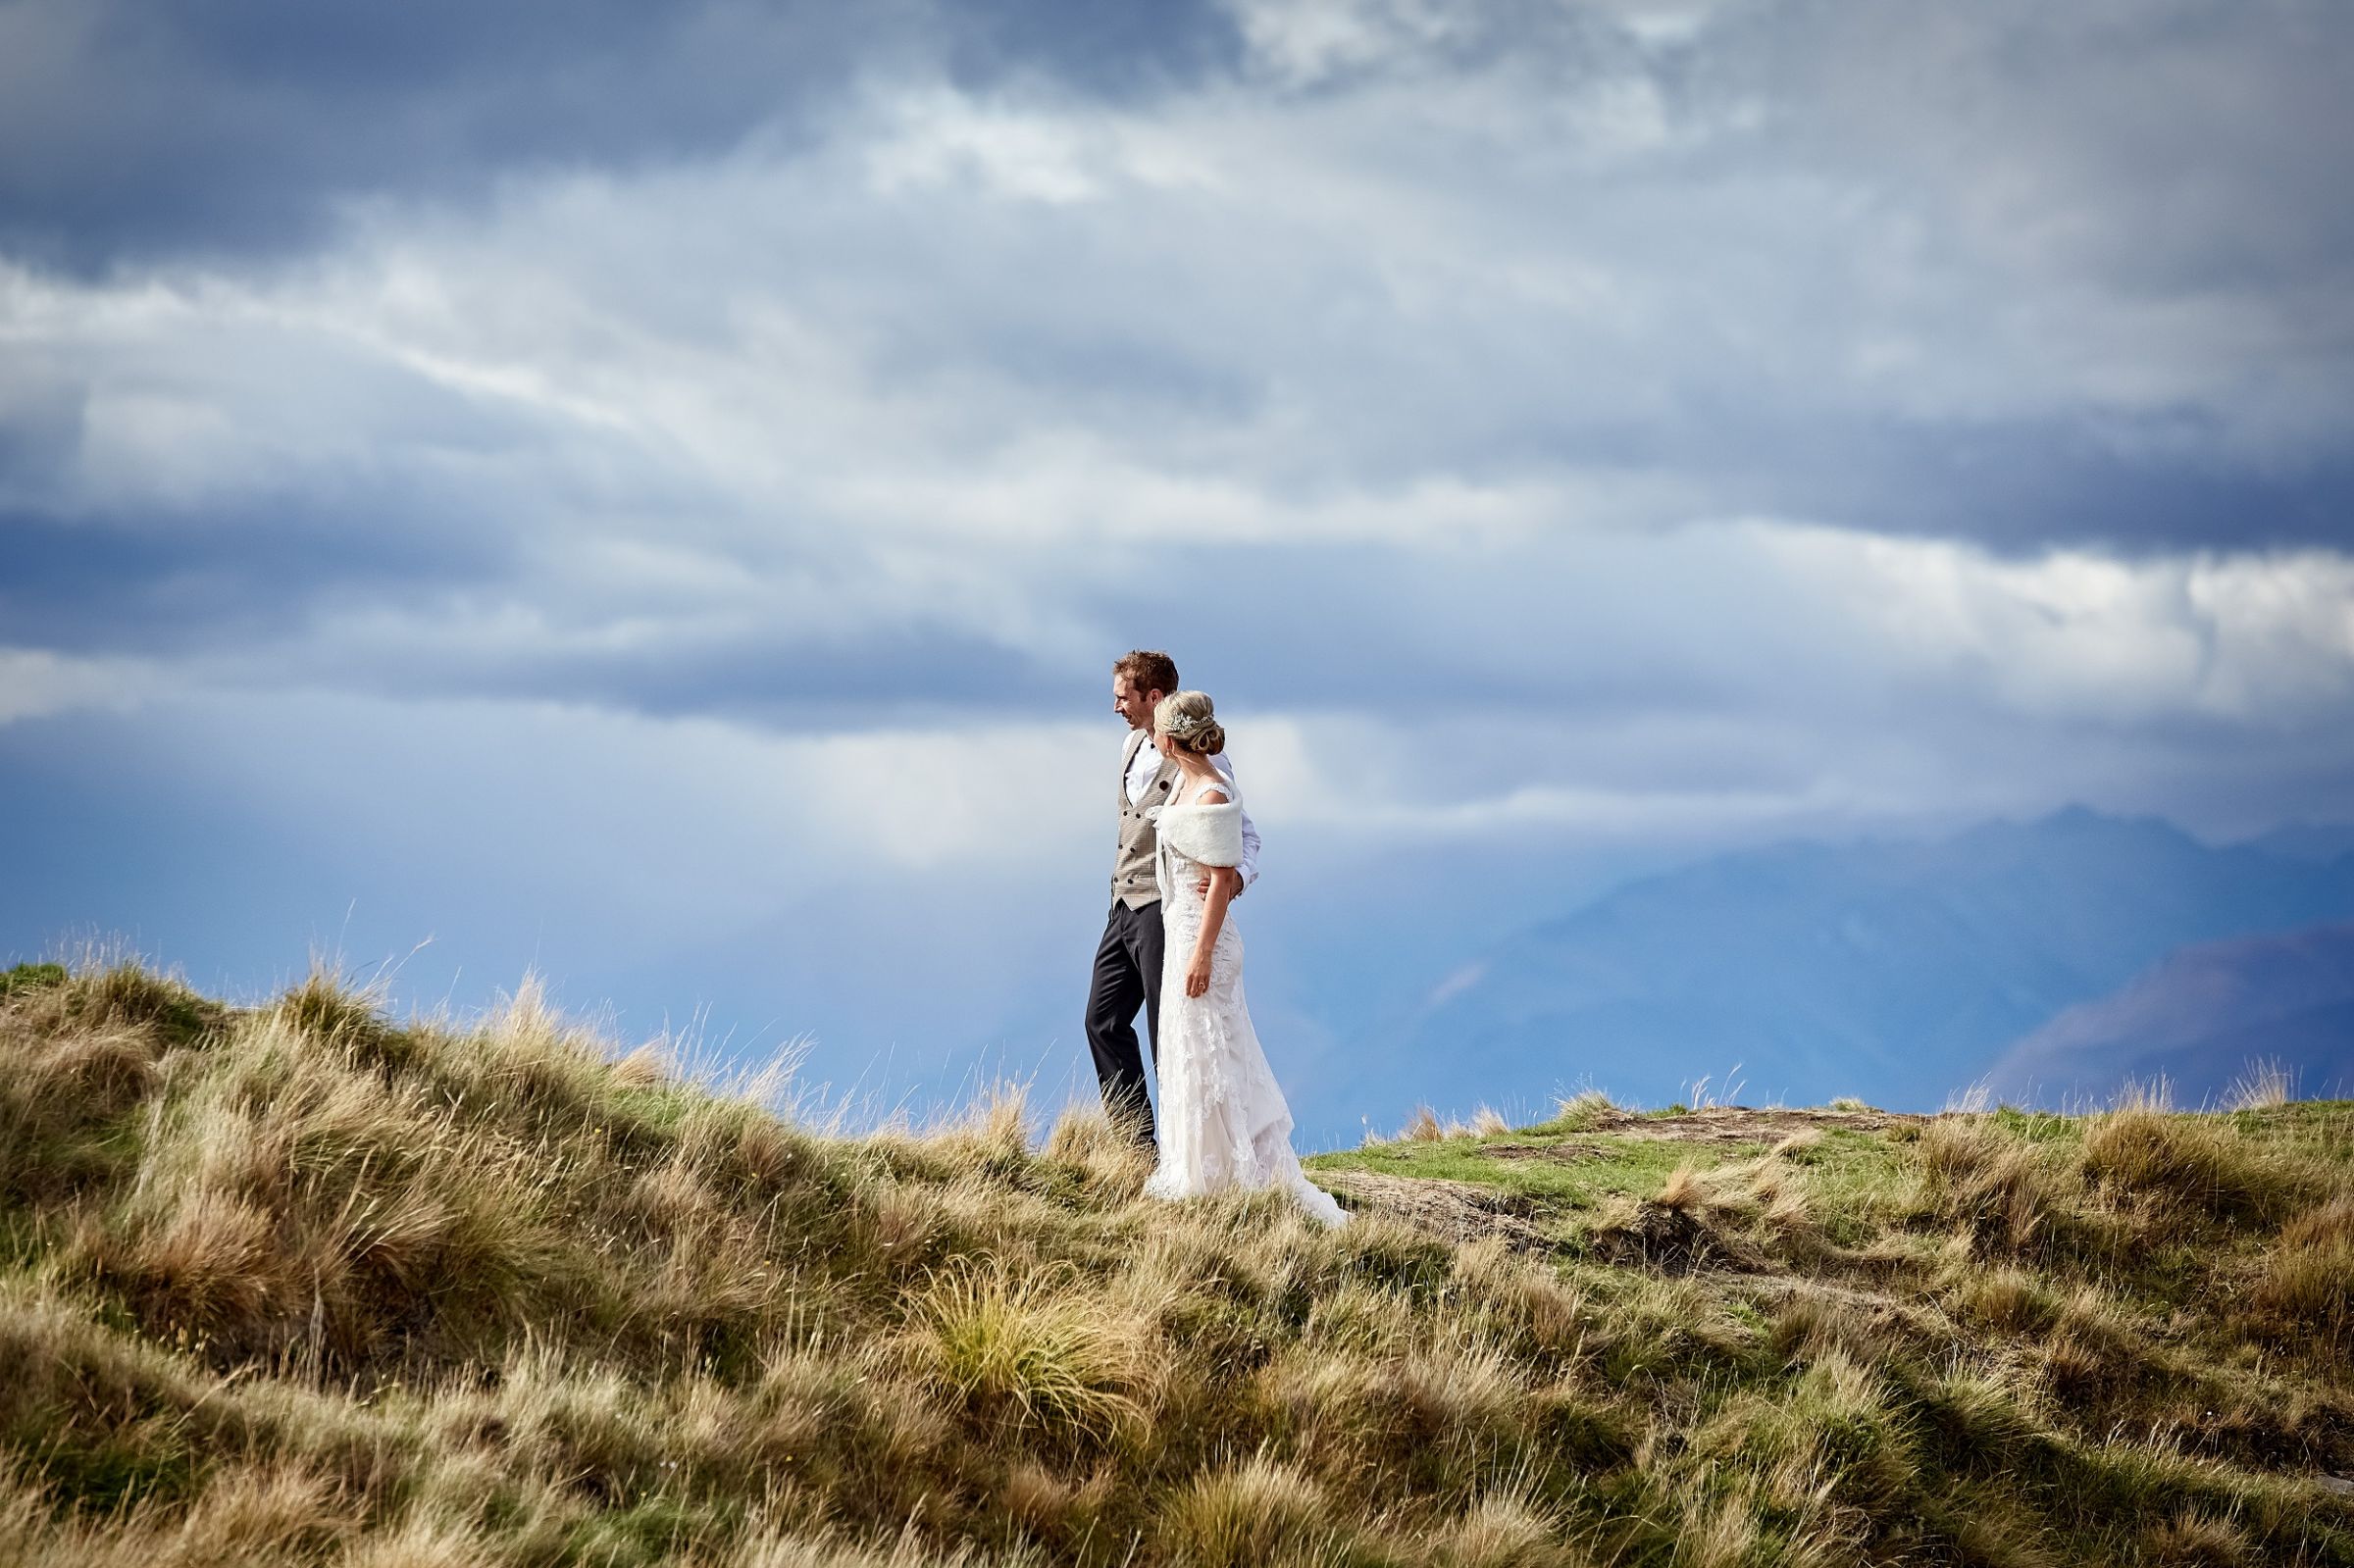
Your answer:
[1125,733,1261,888]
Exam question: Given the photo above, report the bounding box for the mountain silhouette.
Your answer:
[1366,808,2354,1111]
[1984,921,2354,1107]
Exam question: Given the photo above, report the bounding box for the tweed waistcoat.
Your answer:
[1110,728,1180,909]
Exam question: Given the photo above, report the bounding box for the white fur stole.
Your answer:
[1151,801,1245,867]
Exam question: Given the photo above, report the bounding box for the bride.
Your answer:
[1141,690,1347,1227]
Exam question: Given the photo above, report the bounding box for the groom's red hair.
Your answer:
[1113,649,1179,697]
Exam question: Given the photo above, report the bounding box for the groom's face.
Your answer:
[1112,676,1162,731]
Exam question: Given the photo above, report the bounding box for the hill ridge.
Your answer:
[4,959,2353,1566]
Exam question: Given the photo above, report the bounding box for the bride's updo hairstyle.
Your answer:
[1153,690,1225,756]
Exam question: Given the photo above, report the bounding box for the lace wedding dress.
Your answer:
[1143,772,1347,1226]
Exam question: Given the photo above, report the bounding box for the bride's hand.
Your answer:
[1185,948,1212,997]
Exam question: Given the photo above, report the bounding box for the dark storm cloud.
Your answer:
[0,504,516,655]
[1737,0,2354,293]
[0,490,1085,724]
[1669,412,2354,555]
[1255,393,2354,555]
[1056,539,1751,719]
[0,0,1239,267]
[939,0,1245,95]
[365,618,1088,728]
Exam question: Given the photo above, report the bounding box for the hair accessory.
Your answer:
[1162,710,1212,737]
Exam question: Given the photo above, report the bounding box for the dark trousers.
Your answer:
[1085,899,1165,1143]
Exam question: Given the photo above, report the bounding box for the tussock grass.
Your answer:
[1951,1265,2057,1334]
[1655,1162,1707,1213]
[916,1258,1151,1440]
[2080,1091,2312,1223]
[2,959,2352,1565]
[1915,1114,2098,1260]
[1156,1456,1336,1568]
[1429,1491,1565,1568]
[2247,1198,2354,1355]
[2226,1058,2296,1112]
[1538,1088,1616,1138]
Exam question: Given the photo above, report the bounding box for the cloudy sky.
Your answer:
[4,0,2350,1130]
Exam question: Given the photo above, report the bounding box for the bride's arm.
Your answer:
[1184,783,1238,997]
[1186,865,1243,997]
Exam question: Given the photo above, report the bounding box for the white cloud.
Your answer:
[0,648,154,725]
[1220,0,1461,85]
[866,90,1104,205]
[1751,525,2354,724]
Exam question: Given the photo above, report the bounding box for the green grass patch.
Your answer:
[1310,1116,1915,1249]
[0,962,67,999]
[1991,1105,2079,1142]
[66,963,219,1045]
[1309,1130,1745,1214]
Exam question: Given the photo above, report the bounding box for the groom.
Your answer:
[1086,649,1260,1144]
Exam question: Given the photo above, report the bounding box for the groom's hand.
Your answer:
[1194,875,1242,898]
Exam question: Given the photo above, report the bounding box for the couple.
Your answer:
[1084,650,1346,1228]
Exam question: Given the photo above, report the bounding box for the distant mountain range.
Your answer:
[1984,922,2354,1107]
[1365,808,2354,1113]
[2246,822,2354,864]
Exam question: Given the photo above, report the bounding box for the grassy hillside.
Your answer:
[3,959,2352,1567]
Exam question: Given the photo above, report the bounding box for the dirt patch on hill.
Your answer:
[1315,1170,1557,1252]
[1329,1173,1785,1280]
[1588,1199,1768,1274]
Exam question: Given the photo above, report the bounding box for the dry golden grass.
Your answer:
[2280,1194,2354,1250]
[2141,1509,2253,1567]
[1155,1455,1336,1568]
[1916,1116,2086,1258]
[1427,1491,1565,1568]
[2,959,2353,1567]
[1952,1265,2057,1335]
[1550,1089,1614,1131]
[2225,1058,2296,1111]
[2248,1231,2354,1353]
[1399,1104,1445,1141]
[1654,1162,1706,1212]
[2080,1097,2309,1223]
[915,1258,1153,1441]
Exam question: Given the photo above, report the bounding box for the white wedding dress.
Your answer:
[1143,772,1347,1226]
